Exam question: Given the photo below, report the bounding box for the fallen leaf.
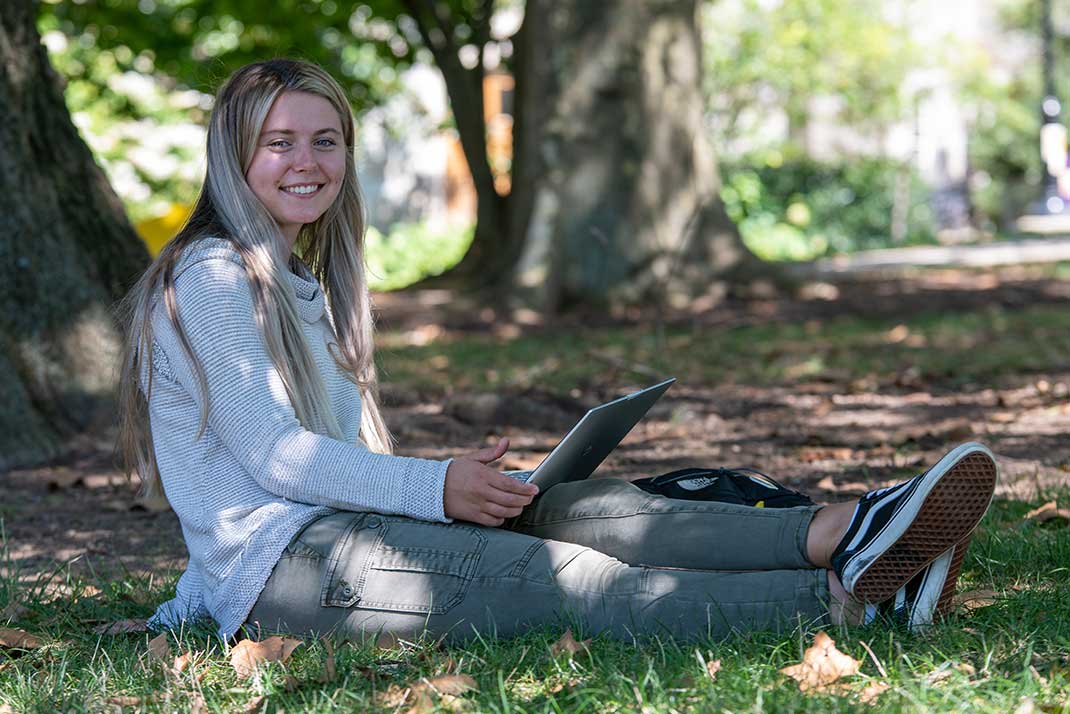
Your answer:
[419,673,478,696]
[705,659,722,680]
[859,681,889,704]
[229,636,303,679]
[105,696,142,706]
[1,602,28,622]
[0,627,44,650]
[780,631,861,693]
[954,589,999,611]
[188,692,207,714]
[46,467,85,491]
[799,447,854,463]
[244,695,266,713]
[1015,698,1037,714]
[925,667,953,685]
[284,674,301,691]
[321,637,337,682]
[172,651,195,676]
[1025,501,1070,524]
[0,704,13,714]
[93,619,149,635]
[148,632,171,663]
[549,629,590,658]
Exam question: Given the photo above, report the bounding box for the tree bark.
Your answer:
[0,0,149,471]
[429,0,762,310]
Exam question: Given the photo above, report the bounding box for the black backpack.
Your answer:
[631,467,815,508]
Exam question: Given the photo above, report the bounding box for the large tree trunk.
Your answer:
[433,0,762,310]
[506,0,759,311]
[0,0,149,471]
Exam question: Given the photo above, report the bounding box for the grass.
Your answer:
[1,494,1069,712]
[378,303,1070,396]
[4,290,1070,711]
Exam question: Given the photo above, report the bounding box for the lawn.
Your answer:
[2,267,1069,712]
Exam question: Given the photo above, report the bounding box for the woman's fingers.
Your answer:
[461,437,510,465]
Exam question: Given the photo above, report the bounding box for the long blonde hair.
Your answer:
[116,59,392,501]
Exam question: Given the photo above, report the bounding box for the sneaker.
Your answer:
[831,442,997,602]
[863,543,959,632]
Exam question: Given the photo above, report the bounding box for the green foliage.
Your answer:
[947,3,1046,232]
[365,222,474,291]
[704,0,925,151]
[37,13,208,223]
[720,154,937,261]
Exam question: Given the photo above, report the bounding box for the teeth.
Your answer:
[283,185,319,195]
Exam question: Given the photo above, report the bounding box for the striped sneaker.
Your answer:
[831,442,997,603]
[863,543,960,632]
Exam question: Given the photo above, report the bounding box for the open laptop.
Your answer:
[502,378,675,491]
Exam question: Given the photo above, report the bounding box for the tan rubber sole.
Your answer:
[934,534,971,617]
[853,452,997,602]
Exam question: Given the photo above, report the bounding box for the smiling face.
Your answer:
[245,90,346,248]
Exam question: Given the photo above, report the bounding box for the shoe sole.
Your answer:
[851,443,997,602]
[934,533,972,617]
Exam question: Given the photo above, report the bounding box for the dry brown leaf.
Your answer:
[46,467,85,491]
[780,631,861,693]
[93,619,148,635]
[799,447,854,463]
[105,695,142,706]
[321,637,337,683]
[1025,501,1070,524]
[244,695,267,713]
[419,673,478,697]
[172,651,195,676]
[705,659,722,680]
[954,589,999,611]
[0,704,13,714]
[859,681,890,704]
[0,627,43,650]
[188,692,207,714]
[147,632,170,663]
[1,602,28,622]
[549,628,590,657]
[229,636,303,679]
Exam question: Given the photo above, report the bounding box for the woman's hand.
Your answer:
[444,437,539,527]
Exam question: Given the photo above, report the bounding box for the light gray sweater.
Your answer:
[143,237,450,639]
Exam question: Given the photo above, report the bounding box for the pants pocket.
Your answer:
[321,515,487,615]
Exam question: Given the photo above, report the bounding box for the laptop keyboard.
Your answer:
[503,470,533,482]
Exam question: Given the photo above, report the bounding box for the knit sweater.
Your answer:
[143,237,451,639]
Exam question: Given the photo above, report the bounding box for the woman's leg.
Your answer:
[245,511,831,644]
[510,477,851,571]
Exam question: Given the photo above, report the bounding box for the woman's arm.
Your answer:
[153,254,450,522]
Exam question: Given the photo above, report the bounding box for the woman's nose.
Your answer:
[292,142,316,170]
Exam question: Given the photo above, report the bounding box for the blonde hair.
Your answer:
[116,59,392,502]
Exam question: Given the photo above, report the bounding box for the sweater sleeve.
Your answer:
[155,255,451,522]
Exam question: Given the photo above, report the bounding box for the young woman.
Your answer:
[118,59,998,644]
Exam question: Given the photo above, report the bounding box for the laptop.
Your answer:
[502,378,675,491]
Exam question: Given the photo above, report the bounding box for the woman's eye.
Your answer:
[315,138,337,147]
[268,140,290,149]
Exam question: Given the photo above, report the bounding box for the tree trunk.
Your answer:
[0,0,149,471]
[440,0,762,310]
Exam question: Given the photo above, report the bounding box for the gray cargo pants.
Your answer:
[246,478,830,643]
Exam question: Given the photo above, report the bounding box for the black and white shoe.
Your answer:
[864,545,956,632]
[831,442,997,602]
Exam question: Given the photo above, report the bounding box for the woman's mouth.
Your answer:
[281,183,323,196]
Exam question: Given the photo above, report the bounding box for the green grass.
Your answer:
[2,494,1069,712]
[378,303,1070,395]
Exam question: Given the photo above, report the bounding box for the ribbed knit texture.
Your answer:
[143,237,450,639]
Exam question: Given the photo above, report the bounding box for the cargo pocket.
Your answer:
[321,515,486,615]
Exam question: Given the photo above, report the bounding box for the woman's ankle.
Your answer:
[806,501,858,568]
[827,570,864,625]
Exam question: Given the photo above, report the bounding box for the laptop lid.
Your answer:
[525,378,676,491]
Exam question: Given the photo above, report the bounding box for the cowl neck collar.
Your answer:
[287,257,325,324]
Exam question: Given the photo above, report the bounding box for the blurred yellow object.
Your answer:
[136,203,193,257]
